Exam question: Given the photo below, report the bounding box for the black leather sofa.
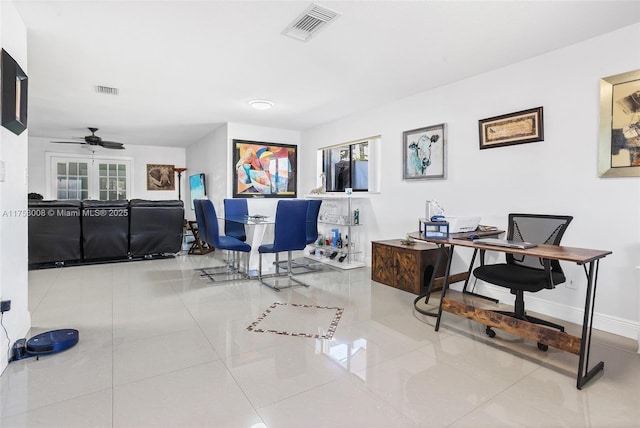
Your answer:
[28,199,184,268]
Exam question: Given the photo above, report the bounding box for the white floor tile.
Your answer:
[112,361,263,428]
[258,376,418,428]
[3,257,639,427]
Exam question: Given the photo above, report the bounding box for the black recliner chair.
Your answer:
[129,199,184,257]
[82,200,130,260]
[28,200,82,265]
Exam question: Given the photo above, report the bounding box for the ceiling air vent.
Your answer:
[283,3,340,42]
[95,85,119,96]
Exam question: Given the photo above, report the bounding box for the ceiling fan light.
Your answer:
[249,99,274,110]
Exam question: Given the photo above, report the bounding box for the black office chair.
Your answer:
[473,213,573,351]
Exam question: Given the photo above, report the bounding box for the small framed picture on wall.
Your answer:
[146,164,175,190]
[402,123,447,180]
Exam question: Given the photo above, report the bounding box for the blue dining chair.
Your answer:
[306,199,323,245]
[194,199,251,281]
[193,198,209,245]
[258,199,310,291]
[280,198,323,272]
[224,198,248,242]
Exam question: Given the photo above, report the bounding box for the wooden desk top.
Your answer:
[407,232,612,265]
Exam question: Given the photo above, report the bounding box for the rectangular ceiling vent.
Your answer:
[95,85,119,96]
[283,3,340,42]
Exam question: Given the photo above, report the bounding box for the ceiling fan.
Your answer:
[52,127,125,150]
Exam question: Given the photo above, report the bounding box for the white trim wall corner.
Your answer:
[0,0,30,374]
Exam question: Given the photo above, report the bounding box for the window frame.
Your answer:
[321,140,370,193]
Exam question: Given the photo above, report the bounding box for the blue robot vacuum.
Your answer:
[12,329,79,361]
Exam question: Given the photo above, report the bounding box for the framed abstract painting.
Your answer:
[232,140,297,198]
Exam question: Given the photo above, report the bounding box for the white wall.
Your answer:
[184,124,228,220]
[301,24,640,338]
[185,123,301,220]
[28,137,186,201]
[0,0,30,373]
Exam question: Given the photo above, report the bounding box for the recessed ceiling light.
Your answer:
[249,99,274,110]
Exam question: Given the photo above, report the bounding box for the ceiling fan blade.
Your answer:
[51,141,86,144]
[100,141,125,150]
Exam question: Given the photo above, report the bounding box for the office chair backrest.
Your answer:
[224,198,248,241]
[272,200,309,252]
[306,199,323,245]
[193,199,209,245]
[507,213,573,273]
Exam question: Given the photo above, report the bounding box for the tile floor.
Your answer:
[1,252,639,427]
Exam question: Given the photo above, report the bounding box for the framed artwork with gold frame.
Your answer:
[598,69,640,177]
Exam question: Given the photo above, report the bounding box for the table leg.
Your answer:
[576,259,605,389]
[247,223,267,277]
[435,244,454,331]
[413,242,447,317]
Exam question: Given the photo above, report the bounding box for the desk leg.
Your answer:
[462,249,499,304]
[413,242,447,317]
[577,259,605,389]
[435,244,454,332]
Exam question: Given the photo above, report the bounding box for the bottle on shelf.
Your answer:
[354,209,360,225]
[331,228,339,247]
[337,233,343,249]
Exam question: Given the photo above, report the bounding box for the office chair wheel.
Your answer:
[537,342,549,352]
[485,327,496,338]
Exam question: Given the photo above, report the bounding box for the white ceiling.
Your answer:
[12,0,640,147]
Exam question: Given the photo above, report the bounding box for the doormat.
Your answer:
[247,302,343,340]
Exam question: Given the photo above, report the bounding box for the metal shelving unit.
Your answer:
[305,194,365,270]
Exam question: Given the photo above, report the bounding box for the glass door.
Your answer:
[48,154,132,200]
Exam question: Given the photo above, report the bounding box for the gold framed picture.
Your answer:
[598,69,640,177]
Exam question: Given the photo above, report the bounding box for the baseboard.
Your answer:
[451,283,640,340]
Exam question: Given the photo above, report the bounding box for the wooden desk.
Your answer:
[409,232,612,390]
